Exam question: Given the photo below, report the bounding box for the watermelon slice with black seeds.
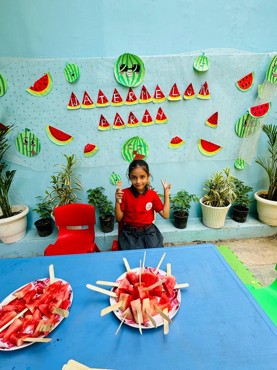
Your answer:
[249,102,271,118]
[46,125,73,145]
[205,112,218,128]
[198,139,222,156]
[236,72,255,92]
[26,73,53,96]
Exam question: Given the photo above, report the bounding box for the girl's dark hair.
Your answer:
[128,159,150,177]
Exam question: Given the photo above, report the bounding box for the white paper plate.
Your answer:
[110,267,181,329]
[0,278,73,350]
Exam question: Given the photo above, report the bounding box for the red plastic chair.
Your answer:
[44,203,100,256]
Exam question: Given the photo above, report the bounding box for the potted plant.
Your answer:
[232,178,253,223]
[171,190,199,229]
[33,197,53,237]
[0,124,29,243]
[200,167,236,229]
[254,123,277,226]
[87,186,115,233]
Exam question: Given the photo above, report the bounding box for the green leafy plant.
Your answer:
[202,167,237,207]
[33,197,53,219]
[233,178,253,208]
[87,186,114,219]
[255,123,277,201]
[171,190,199,216]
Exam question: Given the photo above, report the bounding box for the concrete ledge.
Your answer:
[0,215,276,259]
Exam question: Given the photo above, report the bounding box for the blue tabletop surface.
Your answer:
[0,244,277,370]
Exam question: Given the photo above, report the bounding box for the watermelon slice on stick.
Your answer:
[236,72,255,92]
[198,139,222,156]
[46,125,73,145]
[248,102,271,118]
[26,73,53,97]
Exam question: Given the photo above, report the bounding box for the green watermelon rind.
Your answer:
[114,53,145,88]
[84,144,98,157]
[236,72,255,92]
[169,137,185,149]
[64,63,80,83]
[198,139,222,156]
[27,73,53,96]
[248,102,271,118]
[193,54,209,72]
[266,55,277,84]
[46,125,73,146]
[205,112,218,128]
[234,158,246,170]
[0,73,8,97]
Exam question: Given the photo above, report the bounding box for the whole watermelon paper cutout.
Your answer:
[236,72,254,92]
[64,63,80,83]
[193,53,209,72]
[169,136,185,149]
[110,172,122,185]
[84,143,98,157]
[205,112,218,128]
[46,125,73,145]
[16,128,41,157]
[266,54,277,84]
[248,102,271,118]
[234,158,246,170]
[114,53,145,88]
[0,72,8,97]
[198,139,222,156]
[235,112,259,138]
[122,136,149,162]
[26,73,53,96]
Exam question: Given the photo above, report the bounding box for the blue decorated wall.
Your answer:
[0,0,276,227]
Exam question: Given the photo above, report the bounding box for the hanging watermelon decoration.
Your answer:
[141,109,154,126]
[64,63,80,83]
[127,111,140,127]
[183,83,196,100]
[266,54,277,84]
[0,72,8,97]
[198,139,222,156]
[235,112,259,138]
[234,158,246,170]
[83,143,98,157]
[16,128,41,157]
[114,53,145,87]
[155,107,168,124]
[153,85,166,103]
[122,136,149,162]
[248,102,271,118]
[46,125,73,145]
[197,81,211,99]
[110,172,122,185]
[113,113,126,130]
[168,136,185,149]
[193,53,209,72]
[125,87,138,105]
[26,73,53,96]
[236,72,254,92]
[205,112,218,128]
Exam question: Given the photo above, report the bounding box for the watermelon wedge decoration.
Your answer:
[139,85,152,103]
[26,72,53,96]
[266,54,277,84]
[0,72,8,97]
[236,72,254,92]
[127,111,140,127]
[114,53,145,88]
[197,81,210,99]
[168,83,181,101]
[169,136,185,149]
[141,109,154,126]
[81,91,95,109]
[122,136,149,162]
[98,114,111,131]
[248,102,271,118]
[205,112,218,128]
[46,125,73,145]
[64,63,80,83]
[193,53,209,72]
[67,92,80,109]
[111,88,124,106]
[113,113,126,130]
[96,89,110,107]
[153,85,166,103]
[84,143,98,157]
[155,107,168,124]
[198,139,222,156]
[183,83,196,100]
[125,87,138,105]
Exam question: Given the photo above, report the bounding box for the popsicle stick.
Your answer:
[65,359,115,370]
[114,312,128,335]
[86,284,117,298]
[23,337,52,343]
[139,260,142,285]
[154,304,172,323]
[142,251,146,272]
[100,301,123,316]
[116,181,122,203]
[175,283,189,289]
[167,263,171,276]
[122,257,131,272]
[143,278,165,291]
[49,264,55,284]
[137,311,142,335]
[96,280,119,287]
[145,308,157,328]
[0,308,28,333]
[154,252,166,274]
[52,306,69,318]
[163,308,169,335]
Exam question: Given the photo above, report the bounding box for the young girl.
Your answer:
[115,159,171,250]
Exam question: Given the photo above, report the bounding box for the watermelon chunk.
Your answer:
[198,139,222,156]
[249,102,271,118]
[236,72,254,92]
[84,143,98,157]
[46,125,73,145]
[26,73,53,96]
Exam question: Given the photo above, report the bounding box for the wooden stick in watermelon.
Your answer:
[49,264,55,284]
[154,252,166,274]
[96,280,119,287]
[86,284,117,298]
[175,283,189,289]
[116,180,122,203]
[142,251,146,272]
[23,337,52,343]
[115,312,128,336]
[64,359,111,370]
[167,263,171,276]
[52,306,69,318]
[123,257,131,272]
[0,308,28,333]
[154,304,172,323]
[100,301,123,316]
[143,278,166,291]
[163,308,169,335]
[145,308,157,328]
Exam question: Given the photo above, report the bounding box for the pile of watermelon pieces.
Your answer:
[0,279,71,349]
[114,268,179,326]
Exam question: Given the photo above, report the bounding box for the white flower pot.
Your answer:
[200,198,231,229]
[254,190,277,226]
[0,205,29,243]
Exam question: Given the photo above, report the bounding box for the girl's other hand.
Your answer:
[161,179,171,193]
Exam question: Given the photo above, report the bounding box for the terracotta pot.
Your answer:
[0,205,29,243]
[200,198,231,229]
[254,190,277,226]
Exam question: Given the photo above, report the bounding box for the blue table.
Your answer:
[1,244,277,370]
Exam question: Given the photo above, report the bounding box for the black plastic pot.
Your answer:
[232,205,249,223]
[99,215,115,233]
[173,211,189,229]
[34,217,53,237]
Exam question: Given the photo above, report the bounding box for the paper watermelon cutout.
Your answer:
[205,112,218,128]
[266,54,277,84]
[234,158,246,170]
[98,114,111,131]
[235,112,259,138]
[155,107,168,124]
[96,90,110,107]
[125,87,138,105]
[236,72,254,92]
[183,83,196,100]
[169,136,185,149]
[141,109,154,126]
[0,72,8,97]
[122,136,149,162]
[198,139,222,156]
[67,92,80,109]
[16,128,41,157]
[193,53,209,72]
[84,143,98,157]
[64,63,80,83]
[197,81,210,99]
[81,91,95,109]
[248,102,271,118]
[168,83,181,101]
[110,172,122,185]
[139,85,152,103]
[26,73,53,96]
[113,113,125,130]
[127,112,140,127]
[153,85,166,103]
[46,125,73,145]
[111,88,124,106]
[114,53,145,87]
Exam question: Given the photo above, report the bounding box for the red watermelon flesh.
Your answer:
[141,271,159,287]
[206,112,218,127]
[46,125,73,145]
[249,102,271,117]
[198,139,222,156]
[236,72,254,91]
